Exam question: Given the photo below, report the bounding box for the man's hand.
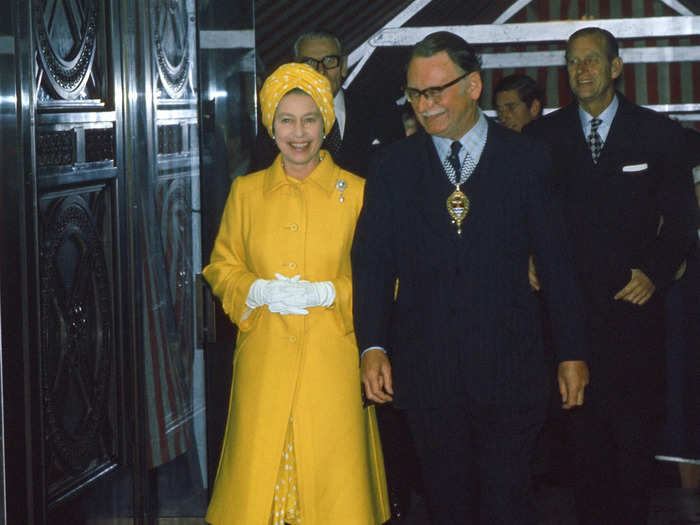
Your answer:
[360,349,394,404]
[558,360,589,409]
[613,268,655,305]
[529,255,541,291]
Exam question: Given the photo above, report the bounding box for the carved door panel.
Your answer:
[34,0,209,520]
[31,0,131,522]
[2,0,206,522]
[137,0,209,516]
[2,0,254,521]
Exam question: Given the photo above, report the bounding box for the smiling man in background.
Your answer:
[525,27,697,525]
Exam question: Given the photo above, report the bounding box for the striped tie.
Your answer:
[588,117,603,164]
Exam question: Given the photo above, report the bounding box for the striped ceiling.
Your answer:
[253,0,699,129]
[253,0,699,75]
[253,0,512,74]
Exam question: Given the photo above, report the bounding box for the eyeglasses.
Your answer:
[297,55,341,71]
[404,73,468,103]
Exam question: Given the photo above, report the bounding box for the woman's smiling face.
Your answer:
[273,91,324,178]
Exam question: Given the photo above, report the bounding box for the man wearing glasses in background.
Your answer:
[250,30,404,177]
[352,31,589,524]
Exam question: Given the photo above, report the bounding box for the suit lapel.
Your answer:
[339,91,362,154]
[340,90,352,149]
[563,104,596,170]
[596,94,631,169]
[409,134,460,244]
[410,126,497,246]
[462,121,495,192]
[569,97,631,172]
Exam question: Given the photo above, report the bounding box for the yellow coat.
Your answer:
[203,153,390,525]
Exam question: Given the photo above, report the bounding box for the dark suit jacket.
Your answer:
[250,89,405,177]
[525,94,696,407]
[351,121,588,410]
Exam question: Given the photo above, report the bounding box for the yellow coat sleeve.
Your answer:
[330,273,353,334]
[202,178,259,331]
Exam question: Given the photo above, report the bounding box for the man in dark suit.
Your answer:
[250,30,404,176]
[525,27,697,525]
[352,31,589,524]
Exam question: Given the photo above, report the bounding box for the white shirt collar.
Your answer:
[578,94,619,143]
[432,109,488,167]
[334,89,346,138]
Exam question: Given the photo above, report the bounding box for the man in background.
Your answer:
[525,27,697,525]
[494,73,543,132]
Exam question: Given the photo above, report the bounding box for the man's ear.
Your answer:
[611,56,623,80]
[529,99,542,118]
[341,56,348,79]
[467,71,483,101]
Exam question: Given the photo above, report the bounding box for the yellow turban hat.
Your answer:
[259,63,336,138]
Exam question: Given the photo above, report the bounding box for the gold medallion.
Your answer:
[446,187,470,235]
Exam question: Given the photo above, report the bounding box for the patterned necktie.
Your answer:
[447,141,462,174]
[588,117,603,164]
[324,120,342,156]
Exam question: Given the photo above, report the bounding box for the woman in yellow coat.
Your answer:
[203,63,390,525]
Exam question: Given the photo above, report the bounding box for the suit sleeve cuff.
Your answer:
[360,346,387,358]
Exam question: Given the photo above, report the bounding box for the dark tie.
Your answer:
[324,120,342,156]
[447,141,462,174]
[588,117,603,164]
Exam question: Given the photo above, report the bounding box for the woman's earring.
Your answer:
[272,134,276,140]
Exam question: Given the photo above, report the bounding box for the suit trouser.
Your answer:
[404,399,546,525]
[569,400,662,525]
[375,404,422,512]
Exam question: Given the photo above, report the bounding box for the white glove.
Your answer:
[274,274,335,310]
[246,274,308,315]
[303,281,335,308]
[245,274,335,315]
